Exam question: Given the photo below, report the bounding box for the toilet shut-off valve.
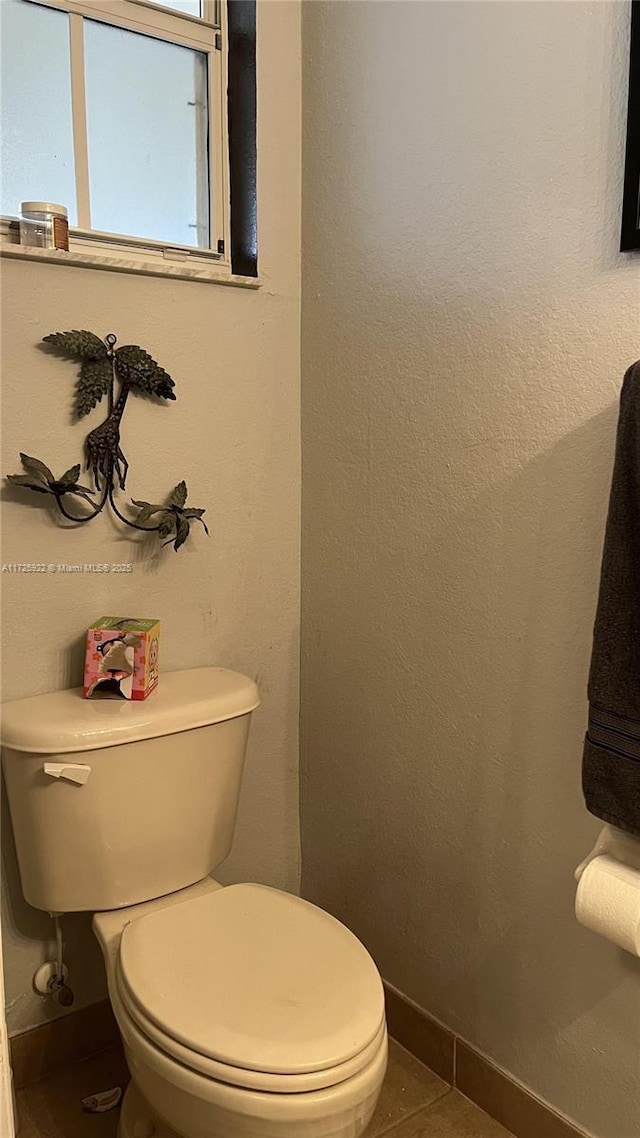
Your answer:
[33,916,75,1007]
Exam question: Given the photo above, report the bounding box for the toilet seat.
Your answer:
[117,883,385,1091]
[116,973,387,1093]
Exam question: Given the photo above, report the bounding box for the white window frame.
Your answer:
[0,0,250,285]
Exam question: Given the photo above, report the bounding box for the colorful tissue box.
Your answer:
[83,617,160,700]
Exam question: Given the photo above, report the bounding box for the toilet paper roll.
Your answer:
[575,854,640,956]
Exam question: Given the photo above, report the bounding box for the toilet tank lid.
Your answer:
[0,668,260,754]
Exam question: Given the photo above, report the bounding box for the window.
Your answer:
[0,0,257,280]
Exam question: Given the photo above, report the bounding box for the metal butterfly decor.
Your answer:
[6,331,208,552]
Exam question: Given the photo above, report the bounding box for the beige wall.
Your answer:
[301,4,639,1138]
[1,0,301,1035]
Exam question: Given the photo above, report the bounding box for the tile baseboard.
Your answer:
[384,981,455,1083]
[384,982,592,1138]
[9,999,119,1091]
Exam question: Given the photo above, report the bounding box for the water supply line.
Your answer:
[52,915,74,1007]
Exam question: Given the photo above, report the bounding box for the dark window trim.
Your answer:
[227,0,257,275]
[621,0,640,251]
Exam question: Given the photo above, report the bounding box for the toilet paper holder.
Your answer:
[575,824,640,882]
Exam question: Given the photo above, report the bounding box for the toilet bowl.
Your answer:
[1,668,388,1138]
[94,877,388,1138]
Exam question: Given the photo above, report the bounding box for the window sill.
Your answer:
[0,241,260,289]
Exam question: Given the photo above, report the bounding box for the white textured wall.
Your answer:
[301,4,639,1137]
[1,0,301,1035]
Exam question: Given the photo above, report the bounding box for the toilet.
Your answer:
[1,668,387,1138]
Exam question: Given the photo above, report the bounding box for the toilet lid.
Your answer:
[119,883,385,1076]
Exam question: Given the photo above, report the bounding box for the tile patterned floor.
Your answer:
[17,1039,514,1138]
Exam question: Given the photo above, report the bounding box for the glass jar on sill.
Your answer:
[20,201,69,251]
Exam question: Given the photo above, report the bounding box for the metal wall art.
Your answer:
[6,331,208,552]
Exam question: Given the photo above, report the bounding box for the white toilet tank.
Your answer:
[1,668,259,913]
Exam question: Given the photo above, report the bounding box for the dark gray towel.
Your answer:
[583,360,640,837]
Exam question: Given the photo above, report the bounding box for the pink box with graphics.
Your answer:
[83,616,160,700]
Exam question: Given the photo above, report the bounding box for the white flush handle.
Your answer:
[43,762,91,786]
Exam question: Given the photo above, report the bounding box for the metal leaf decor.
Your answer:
[76,358,113,418]
[131,481,209,552]
[5,332,207,553]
